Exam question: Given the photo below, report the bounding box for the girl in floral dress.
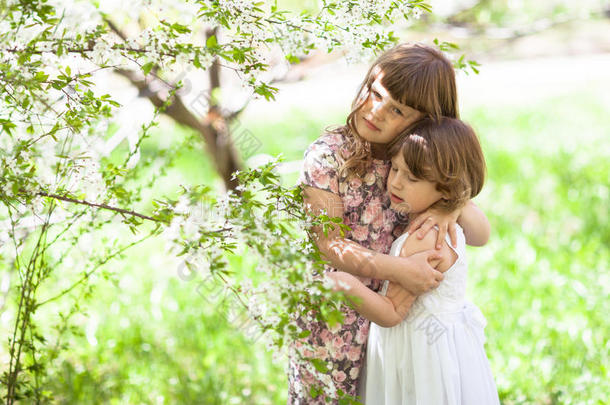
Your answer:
[328,118,500,404]
[288,43,490,403]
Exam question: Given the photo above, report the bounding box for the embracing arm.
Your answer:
[303,186,443,295]
[458,200,490,246]
[326,271,414,328]
[327,228,456,327]
[382,229,457,324]
[408,200,490,249]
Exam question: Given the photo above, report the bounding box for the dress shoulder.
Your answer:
[298,131,349,194]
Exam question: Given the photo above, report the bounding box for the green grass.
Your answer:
[462,89,610,404]
[44,235,283,405]
[43,82,609,404]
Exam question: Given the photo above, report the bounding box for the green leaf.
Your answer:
[310,358,328,373]
[193,54,202,69]
[285,54,300,64]
[171,22,191,34]
[206,34,218,49]
[142,61,155,75]
[309,385,322,399]
[0,119,16,135]
[34,71,49,82]
[298,329,311,338]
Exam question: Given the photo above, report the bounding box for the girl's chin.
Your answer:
[355,123,374,142]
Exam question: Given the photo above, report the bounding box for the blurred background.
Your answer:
[2,0,608,403]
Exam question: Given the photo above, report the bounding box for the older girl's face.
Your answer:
[355,71,424,145]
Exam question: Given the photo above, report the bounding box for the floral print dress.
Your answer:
[288,131,407,404]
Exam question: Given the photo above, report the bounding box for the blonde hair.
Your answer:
[329,43,458,180]
[388,117,486,212]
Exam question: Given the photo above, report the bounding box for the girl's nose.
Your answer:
[390,173,402,190]
[371,99,386,118]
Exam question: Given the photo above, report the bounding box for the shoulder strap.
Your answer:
[390,231,410,257]
[444,224,466,262]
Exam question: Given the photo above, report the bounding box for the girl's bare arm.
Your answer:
[303,186,443,295]
[327,229,457,327]
[383,229,457,320]
[326,271,409,328]
[457,200,490,246]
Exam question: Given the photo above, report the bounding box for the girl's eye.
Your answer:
[393,107,403,116]
[408,176,418,182]
[372,90,381,98]
[391,167,398,172]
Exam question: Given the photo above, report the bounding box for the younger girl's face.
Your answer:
[387,153,444,215]
[355,71,423,145]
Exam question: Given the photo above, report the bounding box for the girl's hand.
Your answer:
[408,207,462,249]
[393,251,443,295]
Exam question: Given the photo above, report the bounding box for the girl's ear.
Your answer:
[440,190,451,201]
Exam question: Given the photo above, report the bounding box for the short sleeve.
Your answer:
[298,138,341,194]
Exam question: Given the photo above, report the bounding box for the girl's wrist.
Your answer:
[379,254,411,283]
[373,253,397,282]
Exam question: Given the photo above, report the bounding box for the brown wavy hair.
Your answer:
[388,117,486,212]
[328,42,459,180]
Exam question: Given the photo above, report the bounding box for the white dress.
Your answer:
[363,225,500,405]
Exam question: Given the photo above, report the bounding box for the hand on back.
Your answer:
[391,228,458,295]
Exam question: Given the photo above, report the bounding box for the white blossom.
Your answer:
[181,217,200,239]
[90,40,111,65]
[0,230,9,245]
[0,3,427,402]
[174,195,190,215]
[31,196,45,215]
[163,216,182,243]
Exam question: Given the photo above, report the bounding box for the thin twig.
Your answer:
[37,192,162,223]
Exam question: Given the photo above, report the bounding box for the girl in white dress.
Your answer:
[328,117,500,404]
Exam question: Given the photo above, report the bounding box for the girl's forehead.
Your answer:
[390,153,408,168]
[371,75,395,100]
[372,73,413,111]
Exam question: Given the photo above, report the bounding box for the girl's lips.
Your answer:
[390,193,403,203]
[363,117,380,131]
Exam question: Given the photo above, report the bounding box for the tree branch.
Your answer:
[113,67,217,147]
[101,17,337,191]
[103,18,244,190]
[37,192,162,223]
